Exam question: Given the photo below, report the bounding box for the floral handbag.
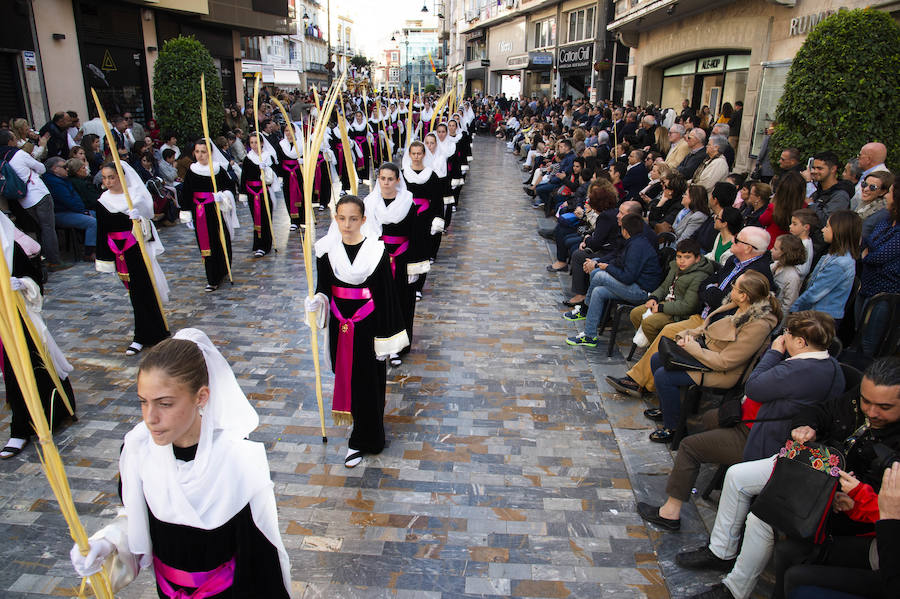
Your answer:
[750,440,845,544]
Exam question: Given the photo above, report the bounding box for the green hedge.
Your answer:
[770,9,900,172]
[152,36,225,144]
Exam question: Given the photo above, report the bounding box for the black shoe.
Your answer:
[643,408,663,421]
[687,583,735,599]
[649,428,674,443]
[523,186,536,197]
[605,375,645,398]
[637,501,680,531]
[676,546,736,572]
[545,263,568,273]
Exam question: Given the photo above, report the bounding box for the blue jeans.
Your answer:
[536,178,562,204]
[651,352,695,429]
[583,270,649,335]
[55,210,97,247]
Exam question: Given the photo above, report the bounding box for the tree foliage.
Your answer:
[152,36,225,143]
[770,9,900,172]
[350,55,373,70]
[424,84,438,93]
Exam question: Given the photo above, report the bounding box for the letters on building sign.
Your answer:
[789,7,847,36]
[701,58,720,70]
[498,40,513,53]
[557,44,592,70]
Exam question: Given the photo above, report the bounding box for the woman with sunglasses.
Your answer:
[857,171,894,240]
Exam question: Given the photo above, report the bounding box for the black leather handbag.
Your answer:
[750,441,845,544]
[658,336,713,372]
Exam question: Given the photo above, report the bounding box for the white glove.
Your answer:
[70,538,114,578]
[179,210,193,224]
[367,133,374,144]
[9,277,25,291]
[238,193,248,204]
[304,295,325,314]
[125,208,141,220]
[375,354,388,361]
[430,218,445,236]
[408,275,420,284]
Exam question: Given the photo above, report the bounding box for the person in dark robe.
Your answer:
[360,163,431,366]
[347,111,373,184]
[239,135,275,257]
[1,212,76,459]
[329,117,362,195]
[275,122,305,231]
[178,143,238,292]
[437,122,462,229]
[402,141,445,301]
[95,162,170,355]
[70,329,291,598]
[307,196,409,468]
[423,132,453,259]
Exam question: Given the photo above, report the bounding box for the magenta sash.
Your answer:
[281,159,302,218]
[412,197,430,215]
[314,154,326,196]
[108,230,138,288]
[245,180,263,233]
[330,286,375,417]
[380,235,409,279]
[153,555,235,599]
[352,136,366,168]
[334,142,345,179]
[192,192,215,256]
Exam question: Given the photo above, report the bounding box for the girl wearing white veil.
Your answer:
[423,131,453,258]
[178,142,238,293]
[240,133,277,256]
[69,329,291,597]
[401,140,445,301]
[0,212,76,459]
[276,121,305,231]
[96,161,170,355]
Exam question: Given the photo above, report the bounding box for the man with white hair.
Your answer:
[677,127,707,180]
[692,135,731,193]
[636,115,657,152]
[665,124,690,170]
[607,226,775,397]
[711,123,735,169]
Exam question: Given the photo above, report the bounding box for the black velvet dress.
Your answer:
[239,157,273,254]
[403,169,444,292]
[178,167,236,287]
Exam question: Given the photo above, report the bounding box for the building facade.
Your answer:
[608,0,900,170]
[1,0,290,129]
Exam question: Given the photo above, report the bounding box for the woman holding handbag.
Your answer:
[647,270,781,443]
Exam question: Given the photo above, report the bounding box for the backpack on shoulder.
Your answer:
[0,150,28,201]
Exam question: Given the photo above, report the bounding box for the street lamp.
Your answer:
[421,3,428,12]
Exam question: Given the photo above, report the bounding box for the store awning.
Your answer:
[274,69,301,86]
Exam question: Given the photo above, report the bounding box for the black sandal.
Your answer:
[389,355,402,367]
[125,343,143,356]
[649,428,674,443]
[1,439,29,459]
[344,451,363,468]
[643,408,663,421]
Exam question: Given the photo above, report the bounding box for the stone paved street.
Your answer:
[0,137,681,598]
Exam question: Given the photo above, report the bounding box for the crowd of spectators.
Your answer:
[490,92,899,599]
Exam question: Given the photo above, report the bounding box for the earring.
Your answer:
[198,406,205,416]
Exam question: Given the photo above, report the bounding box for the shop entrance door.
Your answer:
[501,74,521,99]
[692,74,724,120]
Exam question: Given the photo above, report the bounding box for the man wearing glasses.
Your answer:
[608,226,775,397]
[664,124,690,170]
[677,127,707,180]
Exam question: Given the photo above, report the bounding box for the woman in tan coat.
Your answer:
[646,270,781,443]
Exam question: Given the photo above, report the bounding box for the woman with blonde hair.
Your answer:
[655,126,671,156]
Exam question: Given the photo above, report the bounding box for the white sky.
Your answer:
[334,0,442,59]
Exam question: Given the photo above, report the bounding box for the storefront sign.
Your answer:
[480,59,490,67]
[528,52,554,69]
[789,8,846,36]
[507,54,529,68]
[498,41,513,53]
[697,55,725,73]
[557,43,592,70]
[22,50,36,71]
[466,31,485,42]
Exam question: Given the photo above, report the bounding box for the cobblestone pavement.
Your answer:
[1,137,672,598]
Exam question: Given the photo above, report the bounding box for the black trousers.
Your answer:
[777,535,886,599]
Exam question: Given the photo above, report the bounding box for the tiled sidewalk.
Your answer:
[1,137,672,598]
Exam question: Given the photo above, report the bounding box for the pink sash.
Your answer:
[153,555,235,599]
[245,181,264,234]
[412,197,430,215]
[334,142,346,179]
[352,136,367,168]
[330,286,375,419]
[314,154,326,196]
[380,235,409,279]
[192,192,215,257]
[108,230,138,288]
[281,159,302,218]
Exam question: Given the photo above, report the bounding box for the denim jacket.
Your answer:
[790,252,856,319]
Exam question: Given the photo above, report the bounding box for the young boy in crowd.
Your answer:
[789,207,818,277]
[630,238,715,347]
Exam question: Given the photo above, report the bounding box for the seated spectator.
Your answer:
[630,238,714,349]
[158,149,178,184]
[770,234,807,316]
[760,171,807,249]
[638,310,841,528]
[134,152,160,182]
[649,172,688,231]
[41,156,96,261]
[68,145,86,164]
[533,139,575,210]
[65,158,100,211]
[665,124,690,170]
[809,151,853,224]
[677,128,708,180]
[733,178,751,210]
[543,157,585,217]
[622,149,649,203]
[566,199,650,305]
[647,270,781,443]
[742,181,771,228]
[608,162,626,201]
[856,181,899,356]
[564,213,662,347]
[546,168,596,270]
[790,210,862,324]
[80,133,103,175]
[230,129,247,162]
[638,161,670,210]
[692,135,730,193]
[706,206,742,265]
[857,170,893,240]
[607,227,775,398]
[788,208,818,278]
[672,184,711,242]
[677,356,900,599]
[694,181,738,252]
[843,156,864,210]
[160,133,181,160]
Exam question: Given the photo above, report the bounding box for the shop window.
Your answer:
[533,18,556,49]
[660,74,694,111]
[567,6,595,43]
[751,61,791,156]
[663,60,696,77]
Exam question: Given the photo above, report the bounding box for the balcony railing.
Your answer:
[308,62,330,73]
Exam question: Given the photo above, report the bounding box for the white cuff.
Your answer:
[431,217,445,235]
[91,511,142,591]
[461,165,469,173]
[374,330,409,356]
[179,210,193,223]
[451,178,463,188]
[95,260,115,273]
[466,156,474,163]
[443,196,455,205]
[407,260,431,275]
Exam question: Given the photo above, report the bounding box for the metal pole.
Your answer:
[608,35,617,102]
[327,0,332,86]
